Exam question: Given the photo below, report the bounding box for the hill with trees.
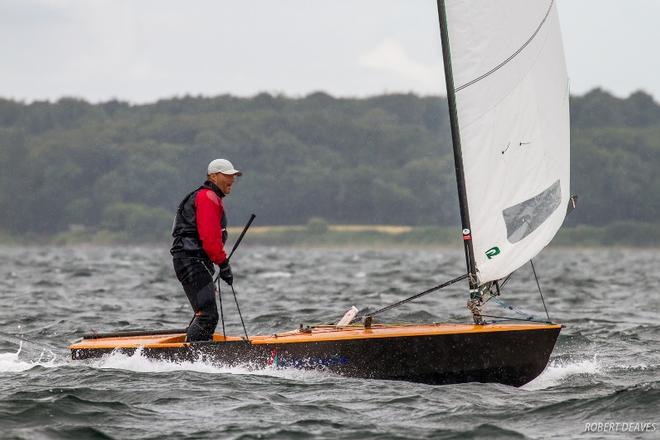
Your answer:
[0,88,658,245]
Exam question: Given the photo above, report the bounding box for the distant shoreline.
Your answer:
[1,223,658,248]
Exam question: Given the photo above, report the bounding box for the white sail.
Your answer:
[444,0,570,283]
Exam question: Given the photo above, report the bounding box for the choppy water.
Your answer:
[0,245,658,439]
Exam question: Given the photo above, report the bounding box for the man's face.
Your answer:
[210,172,236,195]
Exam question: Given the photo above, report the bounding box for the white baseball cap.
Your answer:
[207,159,242,176]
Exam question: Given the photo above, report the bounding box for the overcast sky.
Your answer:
[1,0,658,103]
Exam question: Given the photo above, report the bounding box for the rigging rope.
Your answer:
[354,273,468,322]
[500,272,513,288]
[490,296,534,320]
[479,314,553,324]
[481,261,554,324]
[216,277,226,338]
[349,259,554,325]
[230,284,250,343]
[530,259,551,321]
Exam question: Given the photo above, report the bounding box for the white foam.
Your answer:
[523,356,603,390]
[614,363,651,371]
[258,271,292,279]
[88,348,333,381]
[0,342,61,373]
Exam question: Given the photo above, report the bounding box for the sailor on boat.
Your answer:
[170,159,242,342]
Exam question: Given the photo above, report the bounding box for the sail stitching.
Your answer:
[454,0,555,93]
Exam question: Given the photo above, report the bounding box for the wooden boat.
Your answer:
[70,323,560,387]
[70,0,571,387]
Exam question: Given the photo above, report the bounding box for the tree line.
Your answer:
[0,88,658,242]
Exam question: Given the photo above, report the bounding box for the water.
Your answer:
[0,246,658,439]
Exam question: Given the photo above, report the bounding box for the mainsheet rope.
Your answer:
[352,273,469,323]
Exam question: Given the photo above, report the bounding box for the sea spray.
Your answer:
[0,342,61,373]
[524,355,603,390]
[86,348,336,382]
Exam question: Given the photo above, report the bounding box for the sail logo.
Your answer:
[485,247,500,259]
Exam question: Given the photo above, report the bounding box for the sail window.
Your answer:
[503,180,561,243]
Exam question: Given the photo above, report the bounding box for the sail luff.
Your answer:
[436,0,477,289]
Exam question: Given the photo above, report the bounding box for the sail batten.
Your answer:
[454,0,555,93]
[441,0,571,284]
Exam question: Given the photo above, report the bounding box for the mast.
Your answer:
[436,0,478,290]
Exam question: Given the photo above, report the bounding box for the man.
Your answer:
[170,158,242,342]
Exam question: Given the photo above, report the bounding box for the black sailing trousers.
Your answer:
[173,257,219,342]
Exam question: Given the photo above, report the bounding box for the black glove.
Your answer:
[218,261,233,286]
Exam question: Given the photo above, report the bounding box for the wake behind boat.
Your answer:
[70,0,572,387]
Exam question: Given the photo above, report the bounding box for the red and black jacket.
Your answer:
[170,181,228,264]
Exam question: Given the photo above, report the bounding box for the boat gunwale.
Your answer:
[69,322,561,351]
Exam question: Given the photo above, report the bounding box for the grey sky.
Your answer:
[1,0,658,103]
